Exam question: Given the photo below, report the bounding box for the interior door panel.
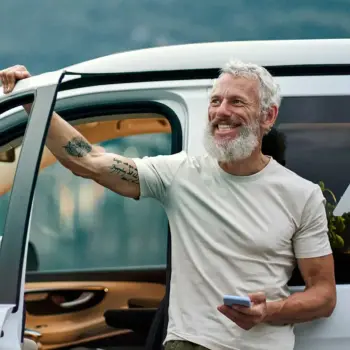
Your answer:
[25,286,107,316]
[25,278,165,349]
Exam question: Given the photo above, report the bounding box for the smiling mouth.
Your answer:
[215,123,242,131]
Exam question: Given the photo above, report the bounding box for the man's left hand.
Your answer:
[217,292,267,330]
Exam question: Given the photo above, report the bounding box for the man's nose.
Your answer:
[216,100,231,118]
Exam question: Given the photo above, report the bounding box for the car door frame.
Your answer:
[0,73,64,349]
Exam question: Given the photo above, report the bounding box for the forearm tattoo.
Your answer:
[63,137,92,157]
[109,158,139,184]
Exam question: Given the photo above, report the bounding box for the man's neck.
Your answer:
[218,151,270,176]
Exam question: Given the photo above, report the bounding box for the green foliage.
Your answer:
[319,181,350,249]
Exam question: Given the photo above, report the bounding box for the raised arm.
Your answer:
[0,65,140,199]
[46,113,140,198]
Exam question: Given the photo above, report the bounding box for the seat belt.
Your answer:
[145,225,172,350]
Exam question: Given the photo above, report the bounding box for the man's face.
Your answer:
[204,74,263,162]
[208,74,262,140]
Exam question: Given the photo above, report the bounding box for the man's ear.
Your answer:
[261,105,278,133]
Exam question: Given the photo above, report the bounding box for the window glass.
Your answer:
[0,102,32,237]
[0,152,17,235]
[277,95,350,284]
[27,116,173,272]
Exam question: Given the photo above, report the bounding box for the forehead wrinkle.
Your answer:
[211,76,258,102]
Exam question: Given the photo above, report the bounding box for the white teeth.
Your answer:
[217,125,233,130]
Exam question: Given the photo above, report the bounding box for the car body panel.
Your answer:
[64,39,350,74]
[1,38,350,104]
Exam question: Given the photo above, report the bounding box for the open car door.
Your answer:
[0,65,190,349]
[0,72,65,349]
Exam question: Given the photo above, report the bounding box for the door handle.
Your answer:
[24,328,42,342]
[59,292,94,309]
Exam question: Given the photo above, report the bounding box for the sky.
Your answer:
[1,0,349,74]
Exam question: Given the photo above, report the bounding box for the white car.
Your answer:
[0,38,350,350]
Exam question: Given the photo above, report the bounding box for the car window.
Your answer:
[277,95,350,284]
[4,113,174,273]
[0,101,33,238]
[0,146,22,235]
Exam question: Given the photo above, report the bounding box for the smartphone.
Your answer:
[223,295,251,307]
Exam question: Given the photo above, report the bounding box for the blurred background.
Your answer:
[1,0,350,74]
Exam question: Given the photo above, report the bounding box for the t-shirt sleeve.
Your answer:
[132,151,187,202]
[293,185,332,259]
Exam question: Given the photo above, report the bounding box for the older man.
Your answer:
[0,61,336,350]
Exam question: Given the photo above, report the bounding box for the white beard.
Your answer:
[203,120,260,162]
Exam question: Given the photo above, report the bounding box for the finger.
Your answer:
[218,305,239,321]
[248,292,266,304]
[231,305,261,317]
[0,73,5,94]
[1,72,9,92]
[14,65,27,72]
[13,65,31,78]
[218,305,250,321]
[15,70,31,80]
[0,67,30,94]
[218,306,253,330]
[218,305,263,323]
[6,72,16,92]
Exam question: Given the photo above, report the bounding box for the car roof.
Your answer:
[66,38,350,74]
[1,38,350,103]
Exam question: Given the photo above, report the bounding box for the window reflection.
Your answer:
[277,96,350,256]
[28,132,172,272]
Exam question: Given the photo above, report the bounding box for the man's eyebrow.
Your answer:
[210,91,249,102]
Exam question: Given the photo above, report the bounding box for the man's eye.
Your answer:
[232,99,243,105]
[211,99,220,105]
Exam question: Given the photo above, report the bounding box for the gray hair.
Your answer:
[213,59,282,113]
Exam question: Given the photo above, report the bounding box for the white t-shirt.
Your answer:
[132,151,332,350]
